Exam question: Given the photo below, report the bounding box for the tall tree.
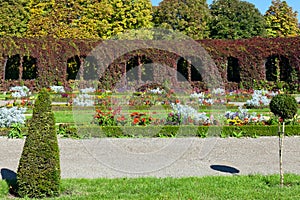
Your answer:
[153,0,211,40]
[0,0,30,37]
[25,0,101,38]
[265,0,299,37]
[25,0,153,39]
[101,0,153,39]
[209,0,266,39]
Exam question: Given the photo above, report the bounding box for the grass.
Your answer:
[23,106,300,125]
[1,174,300,199]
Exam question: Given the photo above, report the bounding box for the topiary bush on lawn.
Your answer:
[17,89,60,198]
[269,94,298,187]
[270,94,298,120]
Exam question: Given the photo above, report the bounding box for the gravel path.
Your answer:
[1,136,300,179]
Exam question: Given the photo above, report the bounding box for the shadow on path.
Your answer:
[210,165,240,174]
[1,168,17,194]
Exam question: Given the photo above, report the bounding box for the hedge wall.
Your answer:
[1,125,300,138]
[0,37,299,91]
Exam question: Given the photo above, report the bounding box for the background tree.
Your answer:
[209,0,266,39]
[153,0,211,40]
[0,0,30,37]
[25,0,152,39]
[265,0,299,37]
[25,0,102,38]
[101,0,153,39]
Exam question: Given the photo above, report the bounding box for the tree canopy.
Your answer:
[209,0,266,39]
[24,0,153,39]
[101,0,153,39]
[265,0,299,37]
[153,0,211,39]
[0,0,30,37]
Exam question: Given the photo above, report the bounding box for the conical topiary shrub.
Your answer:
[17,89,60,198]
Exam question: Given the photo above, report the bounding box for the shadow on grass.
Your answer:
[210,165,240,174]
[1,168,17,195]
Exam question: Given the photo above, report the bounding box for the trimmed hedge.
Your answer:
[0,37,300,91]
[16,89,60,198]
[2,125,300,138]
[70,125,300,138]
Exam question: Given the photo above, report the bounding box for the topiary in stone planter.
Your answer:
[270,94,298,187]
[17,89,60,198]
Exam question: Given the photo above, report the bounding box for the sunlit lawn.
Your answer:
[1,174,300,199]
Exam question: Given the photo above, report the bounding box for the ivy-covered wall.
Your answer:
[0,37,299,91]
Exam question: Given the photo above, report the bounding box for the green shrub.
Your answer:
[17,89,60,198]
[270,94,298,120]
[57,124,81,139]
[73,125,300,138]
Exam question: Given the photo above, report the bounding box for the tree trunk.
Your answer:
[279,121,285,187]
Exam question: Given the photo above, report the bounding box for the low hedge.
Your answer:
[61,125,300,138]
[1,125,300,138]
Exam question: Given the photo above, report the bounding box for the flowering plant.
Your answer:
[245,90,273,108]
[148,88,165,94]
[0,107,27,127]
[225,106,267,125]
[80,87,96,94]
[130,112,152,126]
[93,107,121,126]
[170,103,211,125]
[50,86,65,93]
[10,86,30,98]
[73,94,94,106]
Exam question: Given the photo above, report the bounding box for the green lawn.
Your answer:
[1,174,300,199]
[23,107,300,125]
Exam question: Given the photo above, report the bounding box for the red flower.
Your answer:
[117,115,126,121]
[133,118,140,124]
[130,112,139,117]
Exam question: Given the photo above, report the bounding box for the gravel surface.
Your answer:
[1,136,300,179]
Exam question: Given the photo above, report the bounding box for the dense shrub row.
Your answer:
[2,125,300,138]
[0,37,299,91]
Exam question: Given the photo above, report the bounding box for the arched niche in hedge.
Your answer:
[126,55,153,83]
[83,56,99,80]
[177,57,189,82]
[67,55,80,80]
[177,57,203,82]
[265,55,292,82]
[5,54,20,80]
[22,56,37,80]
[227,57,240,83]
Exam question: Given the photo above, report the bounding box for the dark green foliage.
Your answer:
[17,89,60,198]
[153,0,211,39]
[57,124,81,139]
[76,125,300,138]
[0,0,30,37]
[270,94,298,120]
[209,0,266,39]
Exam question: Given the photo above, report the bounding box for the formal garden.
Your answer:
[1,0,300,198]
[0,37,300,199]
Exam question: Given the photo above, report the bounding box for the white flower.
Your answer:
[0,107,27,127]
[80,87,96,94]
[212,88,225,95]
[50,86,65,93]
[149,88,164,94]
[73,94,94,106]
[10,86,30,98]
